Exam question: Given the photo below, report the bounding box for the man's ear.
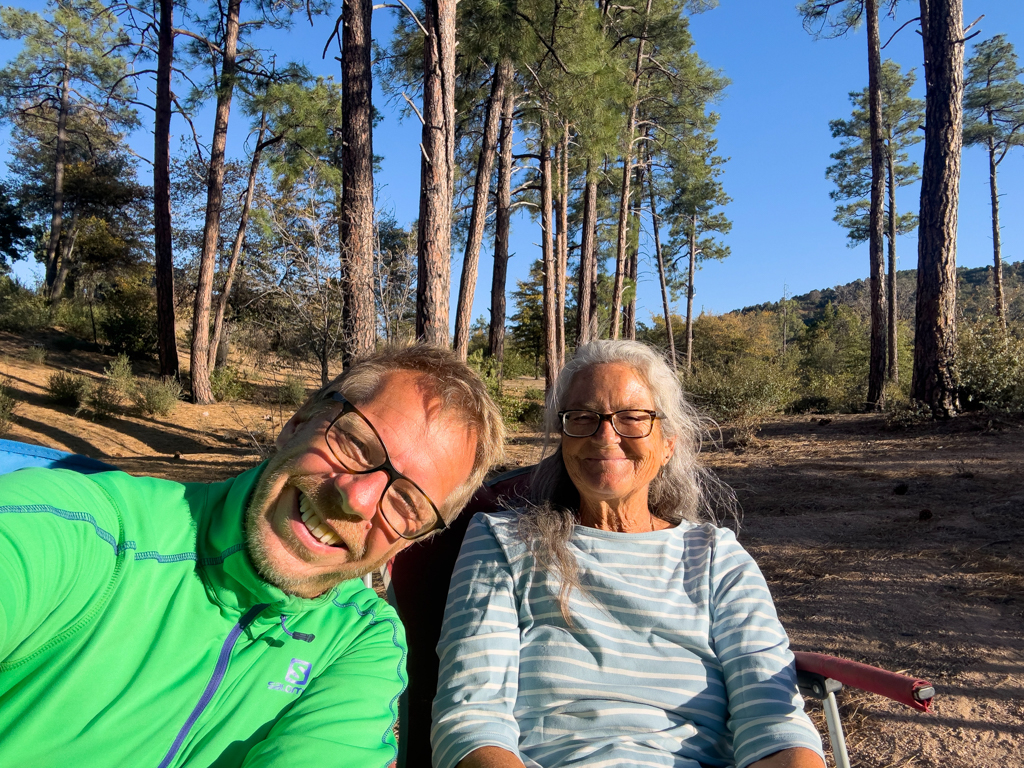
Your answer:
[275,408,311,451]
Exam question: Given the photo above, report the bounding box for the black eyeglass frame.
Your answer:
[557,409,665,439]
[324,392,447,541]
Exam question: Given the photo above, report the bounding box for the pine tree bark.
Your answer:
[416,0,457,346]
[44,65,70,300]
[556,122,569,367]
[623,168,641,341]
[886,151,899,384]
[541,129,558,390]
[341,0,377,363]
[987,132,1005,329]
[912,0,964,417]
[575,162,598,347]
[209,116,267,372]
[488,87,515,365]
[154,0,178,378]
[50,209,79,302]
[685,215,698,375]
[454,58,510,359]
[190,0,241,404]
[609,0,653,339]
[866,0,888,407]
[649,177,676,371]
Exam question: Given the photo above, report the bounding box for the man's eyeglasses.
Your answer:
[323,392,446,541]
[558,409,663,439]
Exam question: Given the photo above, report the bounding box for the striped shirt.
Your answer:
[431,512,823,768]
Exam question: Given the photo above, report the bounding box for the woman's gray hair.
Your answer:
[520,340,737,624]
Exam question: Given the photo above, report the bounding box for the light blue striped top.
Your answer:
[432,512,823,768]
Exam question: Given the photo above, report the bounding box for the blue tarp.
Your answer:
[0,439,117,476]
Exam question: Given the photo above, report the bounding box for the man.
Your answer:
[0,345,504,767]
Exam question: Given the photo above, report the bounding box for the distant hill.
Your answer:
[739,260,1024,325]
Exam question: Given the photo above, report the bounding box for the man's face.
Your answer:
[245,371,477,598]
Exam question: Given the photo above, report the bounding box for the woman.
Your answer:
[431,341,825,768]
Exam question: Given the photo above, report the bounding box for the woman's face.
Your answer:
[560,363,676,510]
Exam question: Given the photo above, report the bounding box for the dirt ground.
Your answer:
[2,331,1021,768]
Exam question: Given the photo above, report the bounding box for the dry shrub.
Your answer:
[47,370,93,407]
[0,376,17,434]
[132,377,182,417]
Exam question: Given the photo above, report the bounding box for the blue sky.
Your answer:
[4,0,1023,326]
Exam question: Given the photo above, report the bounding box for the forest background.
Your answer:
[0,0,1023,427]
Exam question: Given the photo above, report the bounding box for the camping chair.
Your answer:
[386,466,935,768]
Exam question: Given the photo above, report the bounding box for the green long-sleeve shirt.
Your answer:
[0,464,406,768]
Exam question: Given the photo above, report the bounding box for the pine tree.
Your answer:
[963,34,1024,329]
[827,59,923,383]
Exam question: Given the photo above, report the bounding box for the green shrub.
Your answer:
[52,300,96,340]
[0,278,48,333]
[22,346,47,365]
[276,374,308,406]
[957,320,1024,413]
[210,365,255,402]
[133,377,182,417]
[105,354,137,400]
[686,358,794,432]
[99,277,158,358]
[47,370,93,407]
[523,387,545,402]
[794,303,869,412]
[86,380,124,419]
[0,376,17,435]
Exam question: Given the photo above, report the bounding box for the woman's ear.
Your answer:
[662,435,677,466]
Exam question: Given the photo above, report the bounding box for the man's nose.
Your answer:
[332,471,388,522]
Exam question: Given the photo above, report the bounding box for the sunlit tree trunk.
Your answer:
[556,123,569,366]
[416,0,457,346]
[986,131,1005,329]
[575,161,598,347]
[649,177,676,371]
[454,58,511,359]
[866,0,887,407]
[341,0,377,362]
[488,87,515,365]
[44,64,70,299]
[886,151,899,384]
[912,0,964,416]
[541,128,557,390]
[154,0,178,378]
[210,115,267,371]
[685,215,698,374]
[191,0,241,404]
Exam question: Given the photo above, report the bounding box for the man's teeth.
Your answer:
[298,492,340,546]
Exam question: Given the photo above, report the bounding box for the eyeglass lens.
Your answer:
[561,410,655,438]
[325,411,438,538]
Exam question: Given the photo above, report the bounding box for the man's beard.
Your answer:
[243,453,369,597]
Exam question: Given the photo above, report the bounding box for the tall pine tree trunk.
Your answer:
[987,133,1005,329]
[209,116,267,372]
[488,87,515,365]
[609,0,653,339]
[341,0,377,363]
[575,161,598,347]
[416,0,456,346]
[623,168,640,340]
[886,151,899,384]
[685,215,698,375]
[556,123,569,367]
[190,0,241,404]
[649,177,676,371]
[154,0,178,378]
[912,0,964,416]
[45,65,70,300]
[541,128,557,390]
[50,209,79,302]
[866,0,888,407]
[454,58,510,359]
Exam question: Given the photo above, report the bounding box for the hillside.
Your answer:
[739,260,1024,324]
